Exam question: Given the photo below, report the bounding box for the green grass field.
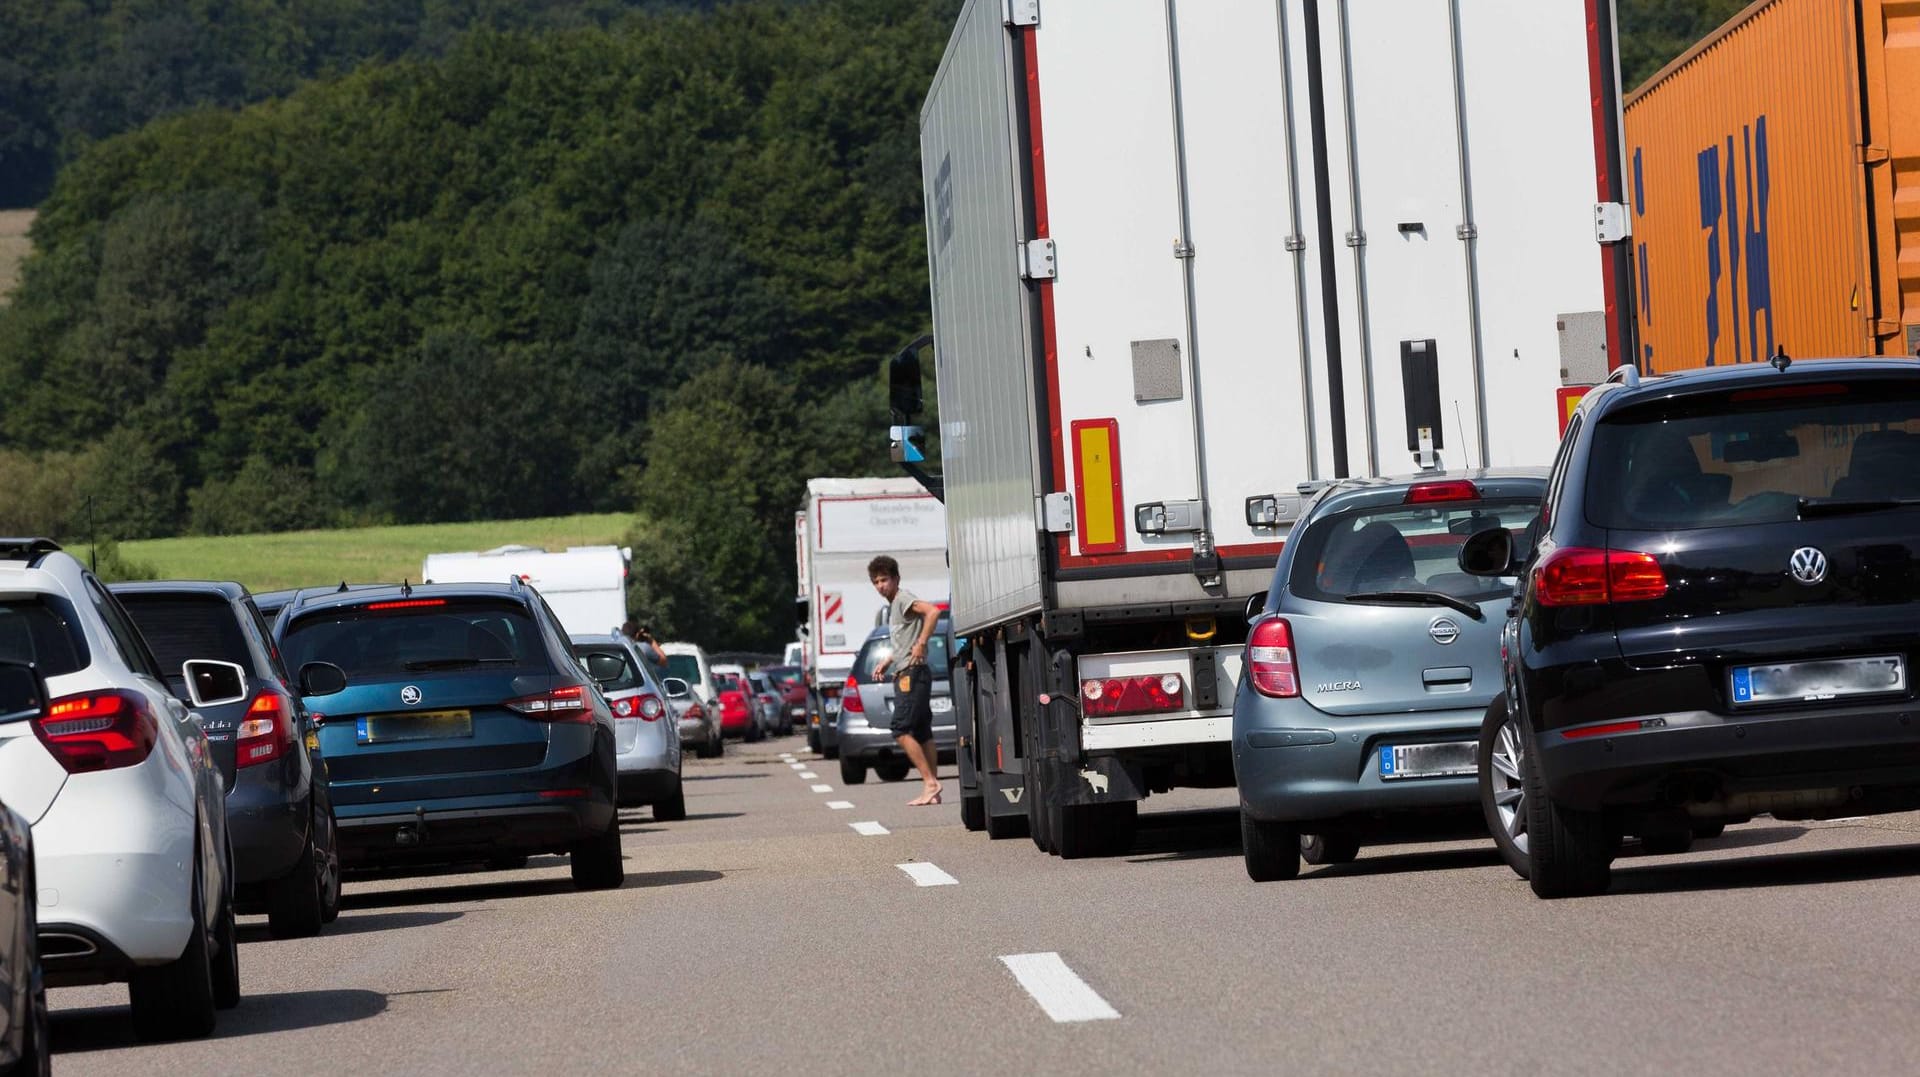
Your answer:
[73,512,635,591]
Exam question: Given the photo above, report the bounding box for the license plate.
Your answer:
[1378,740,1476,781]
[826,698,842,714]
[1731,655,1905,706]
[356,710,473,745]
[930,697,952,714]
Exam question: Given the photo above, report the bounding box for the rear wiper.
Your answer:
[401,657,518,671]
[1797,496,1920,519]
[1343,590,1486,621]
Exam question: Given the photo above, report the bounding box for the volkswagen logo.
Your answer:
[1789,547,1828,586]
[399,685,422,706]
[1429,617,1461,645]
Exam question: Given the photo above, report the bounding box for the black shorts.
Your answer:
[889,664,934,741]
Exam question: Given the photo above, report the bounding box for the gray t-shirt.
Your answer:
[887,587,929,664]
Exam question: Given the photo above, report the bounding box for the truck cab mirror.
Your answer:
[795,598,810,626]
[183,659,249,708]
[888,334,932,422]
[0,661,48,724]
[1458,527,1517,577]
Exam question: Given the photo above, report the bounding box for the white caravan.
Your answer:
[421,545,631,636]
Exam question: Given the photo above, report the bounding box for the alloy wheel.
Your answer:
[1488,713,1528,856]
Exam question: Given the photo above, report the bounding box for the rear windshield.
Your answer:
[765,666,802,689]
[851,624,953,682]
[0,596,90,681]
[282,599,548,679]
[572,643,641,691]
[1288,500,1539,603]
[117,594,250,693]
[665,654,701,685]
[1589,384,1920,530]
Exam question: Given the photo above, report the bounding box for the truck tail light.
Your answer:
[1080,673,1185,717]
[1248,618,1299,698]
[507,683,593,722]
[841,676,865,714]
[236,691,293,768]
[33,690,160,773]
[1535,547,1667,607]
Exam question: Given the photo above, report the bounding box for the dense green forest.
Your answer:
[0,0,1744,645]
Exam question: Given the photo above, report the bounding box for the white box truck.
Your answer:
[421,545,631,636]
[796,478,950,755]
[899,0,1634,855]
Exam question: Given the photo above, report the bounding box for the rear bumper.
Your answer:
[1537,699,1920,811]
[39,923,141,989]
[338,799,614,867]
[677,718,717,745]
[32,779,195,971]
[617,770,680,804]
[838,721,958,761]
[1233,691,1486,823]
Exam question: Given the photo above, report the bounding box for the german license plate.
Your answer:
[1731,655,1905,706]
[930,697,952,714]
[825,697,842,715]
[1378,741,1476,781]
[356,710,473,745]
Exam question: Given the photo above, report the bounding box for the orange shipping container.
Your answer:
[1623,0,1920,373]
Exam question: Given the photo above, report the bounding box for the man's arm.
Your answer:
[907,599,940,663]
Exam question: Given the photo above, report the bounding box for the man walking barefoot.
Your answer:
[868,555,943,806]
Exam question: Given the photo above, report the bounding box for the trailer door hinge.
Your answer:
[1593,202,1631,244]
[1004,0,1039,27]
[1038,492,1073,534]
[1283,234,1306,252]
[1172,239,1195,259]
[1019,238,1057,280]
[1344,230,1366,248]
[1455,222,1478,241]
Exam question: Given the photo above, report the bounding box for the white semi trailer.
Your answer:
[896,0,1635,855]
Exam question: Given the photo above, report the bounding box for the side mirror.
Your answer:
[0,661,48,724]
[795,598,810,627]
[584,652,627,685]
[1243,590,1270,624]
[888,333,932,423]
[1458,527,1517,577]
[299,661,349,697]
[183,660,249,708]
[662,676,690,699]
[890,424,929,464]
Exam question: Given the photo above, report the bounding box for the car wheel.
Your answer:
[212,868,241,1011]
[570,817,625,891]
[1300,833,1359,866]
[1479,695,1530,879]
[1691,820,1726,840]
[1523,726,1613,899]
[745,720,764,743]
[267,832,326,939]
[806,726,821,754]
[1058,801,1136,860]
[874,761,911,783]
[1240,810,1301,882]
[654,775,688,822]
[839,756,868,785]
[960,793,986,831]
[319,810,342,925]
[129,851,217,1041]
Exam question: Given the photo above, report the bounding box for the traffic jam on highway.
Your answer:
[6,0,1920,1071]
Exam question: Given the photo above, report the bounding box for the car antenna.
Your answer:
[400,579,412,598]
[1770,345,1791,372]
[336,580,349,593]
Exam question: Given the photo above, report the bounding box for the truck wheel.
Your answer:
[874,761,911,783]
[1300,833,1359,866]
[839,756,868,784]
[1058,801,1136,859]
[130,851,217,1041]
[1240,810,1301,882]
[1524,736,1612,898]
[960,793,986,831]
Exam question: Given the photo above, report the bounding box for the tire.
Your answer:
[960,793,987,831]
[318,810,341,925]
[129,854,217,1041]
[1478,695,1530,879]
[839,756,868,785]
[1058,801,1137,860]
[1523,728,1613,898]
[711,734,725,759]
[570,818,625,891]
[806,727,821,754]
[1691,820,1726,840]
[211,881,241,1011]
[653,776,687,822]
[1300,832,1360,866]
[745,721,763,744]
[1241,810,1301,882]
[874,761,911,783]
[267,835,325,939]
[820,735,838,760]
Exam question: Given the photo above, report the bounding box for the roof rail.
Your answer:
[1604,364,1641,388]
[0,538,63,565]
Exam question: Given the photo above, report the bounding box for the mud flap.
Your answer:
[1057,754,1144,807]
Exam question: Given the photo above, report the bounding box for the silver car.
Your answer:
[660,642,723,758]
[1231,471,1546,880]
[573,634,685,821]
[835,619,956,785]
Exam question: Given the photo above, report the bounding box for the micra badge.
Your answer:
[1316,681,1362,693]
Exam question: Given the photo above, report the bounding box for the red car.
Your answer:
[713,673,761,742]
[762,665,807,728]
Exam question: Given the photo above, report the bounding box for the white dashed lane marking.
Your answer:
[789,763,806,770]
[850,821,890,836]
[799,771,818,780]
[827,801,854,810]
[810,784,833,793]
[896,862,957,887]
[999,953,1120,1023]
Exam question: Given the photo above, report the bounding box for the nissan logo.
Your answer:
[1789,547,1828,586]
[1429,617,1461,646]
[400,685,423,706]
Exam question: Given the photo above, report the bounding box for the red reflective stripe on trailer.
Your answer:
[1020,23,1075,571]
[1584,0,1634,368]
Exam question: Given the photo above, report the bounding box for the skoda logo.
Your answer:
[400,685,422,706]
[1429,617,1461,646]
[1789,547,1828,586]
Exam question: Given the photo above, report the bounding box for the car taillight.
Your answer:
[613,694,666,721]
[841,675,865,714]
[1535,547,1667,607]
[1248,618,1299,698]
[1404,480,1478,504]
[236,691,293,768]
[33,690,160,773]
[1080,673,1185,717]
[507,683,592,722]
[685,703,704,720]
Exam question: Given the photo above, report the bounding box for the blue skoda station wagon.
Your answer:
[276,581,623,889]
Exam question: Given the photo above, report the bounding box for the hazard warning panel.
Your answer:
[820,591,844,624]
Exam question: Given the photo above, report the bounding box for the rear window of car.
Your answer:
[117,593,250,693]
[572,643,641,691]
[666,654,701,684]
[1288,500,1539,603]
[765,666,802,689]
[1588,382,1920,530]
[0,596,90,682]
[282,599,548,679]
[851,624,953,682]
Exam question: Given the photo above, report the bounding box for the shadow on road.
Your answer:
[1616,823,1807,858]
[237,908,464,944]
[1307,845,1504,879]
[678,812,745,822]
[1126,808,1242,863]
[1611,832,1920,895]
[51,988,389,1053]
[625,869,724,889]
[683,773,766,782]
[340,866,724,910]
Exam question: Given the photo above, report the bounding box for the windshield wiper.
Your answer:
[1343,590,1485,621]
[401,657,519,671]
[1798,496,1920,519]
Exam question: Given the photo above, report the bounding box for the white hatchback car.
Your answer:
[0,540,237,1041]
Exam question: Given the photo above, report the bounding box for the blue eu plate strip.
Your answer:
[1732,667,1752,704]
[1378,746,1395,777]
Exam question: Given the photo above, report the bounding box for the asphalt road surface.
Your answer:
[49,735,1920,1075]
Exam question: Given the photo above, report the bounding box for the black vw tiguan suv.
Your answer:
[1464,357,1920,897]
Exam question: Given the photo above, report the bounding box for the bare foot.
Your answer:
[908,784,943,806]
